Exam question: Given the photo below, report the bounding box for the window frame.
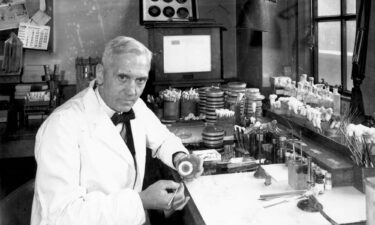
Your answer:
[312,0,357,95]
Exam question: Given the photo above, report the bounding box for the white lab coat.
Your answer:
[31,81,188,225]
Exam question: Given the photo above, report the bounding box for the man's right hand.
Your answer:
[139,180,186,210]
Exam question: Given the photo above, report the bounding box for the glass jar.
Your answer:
[325,172,332,190]
[277,136,287,163]
[314,172,325,194]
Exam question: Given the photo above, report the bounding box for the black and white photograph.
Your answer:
[0,0,375,224]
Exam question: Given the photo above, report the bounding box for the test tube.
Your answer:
[307,156,312,188]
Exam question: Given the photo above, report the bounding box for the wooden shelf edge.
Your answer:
[264,109,353,160]
[0,74,21,84]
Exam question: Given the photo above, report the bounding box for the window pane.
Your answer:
[318,0,340,16]
[318,22,341,86]
[346,0,356,14]
[346,20,356,91]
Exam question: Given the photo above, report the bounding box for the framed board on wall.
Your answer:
[0,0,53,80]
[140,0,198,24]
[24,0,54,51]
[145,22,225,94]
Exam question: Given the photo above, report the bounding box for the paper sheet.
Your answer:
[262,163,289,182]
[29,10,50,25]
[0,1,29,31]
[163,35,211,73]
[18,22,50,50]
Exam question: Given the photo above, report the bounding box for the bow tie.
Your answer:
[111,109,135,126]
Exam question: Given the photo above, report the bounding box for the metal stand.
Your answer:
[254,131,266,179]
[297,198,320,212]
[297,156,319,212]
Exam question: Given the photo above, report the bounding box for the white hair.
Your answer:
[102,36,152,68]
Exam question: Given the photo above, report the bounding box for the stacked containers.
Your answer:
[205,87,225,124]
[244,88,264,118]
[202,125,225,152]
[198,87,209,117]
[226,82,246,112]
[226,82,246,125]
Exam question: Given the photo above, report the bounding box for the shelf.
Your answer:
[264,109,355,187]
[0,73,21,84]
[153,79,224,86]
[264,109,352,160]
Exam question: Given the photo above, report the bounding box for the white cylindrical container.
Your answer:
[365,177,375,225]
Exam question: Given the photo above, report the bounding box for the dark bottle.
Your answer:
[272,138,277,163]
[277,136,287,163]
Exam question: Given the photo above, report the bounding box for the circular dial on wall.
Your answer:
[148,6,161,17]
[142,0,197,22]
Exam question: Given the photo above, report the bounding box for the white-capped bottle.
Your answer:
[332,88,341,116]
[325,172,332,190]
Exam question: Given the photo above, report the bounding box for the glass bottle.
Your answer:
[297,82,304,101]
[314,170,325,194]
[284,79,291,97]
[291,81,297,97]
[325,172,332,190]
[277,136,287,163]
[332,88,341,116]
[299,74,308,89]
[308,76,315,87]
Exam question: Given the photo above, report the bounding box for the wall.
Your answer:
[197,0,237,78]
[360,0,375,116]
[22,0,237,85]
[236,0,292,93]
[23,0,146,85]
[262,0,295,88]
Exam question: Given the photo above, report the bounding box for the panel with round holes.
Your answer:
[141,0,197,23]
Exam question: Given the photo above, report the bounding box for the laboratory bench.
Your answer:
[0,113,370,224]
[168,115,355,186]
[180,164,366,225]
[166,114,369,225]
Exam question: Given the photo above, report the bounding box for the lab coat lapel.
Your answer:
[81,83,135,166]
[131,118,146,191]
[93,116,135,166]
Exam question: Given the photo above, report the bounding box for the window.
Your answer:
[313,0,356,93]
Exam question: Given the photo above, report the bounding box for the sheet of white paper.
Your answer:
[29,10,51,25]
[262,163,289,182]
[163,35,211,73]
[18,23,50,50]
[0,1,29,31]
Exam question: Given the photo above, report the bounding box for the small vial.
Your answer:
[264,175,272,186]
[325,172,332,190]
[314,169,325,194]
[278,136,287,163]
[285,152,291,166]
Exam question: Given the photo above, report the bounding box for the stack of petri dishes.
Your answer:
[202,125,225,152]
[205,87,225,124]
[226,82,246,114]
[198,87,209,118]
[244,88,265,117]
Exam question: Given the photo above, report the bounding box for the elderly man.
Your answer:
[31,36,203,225]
